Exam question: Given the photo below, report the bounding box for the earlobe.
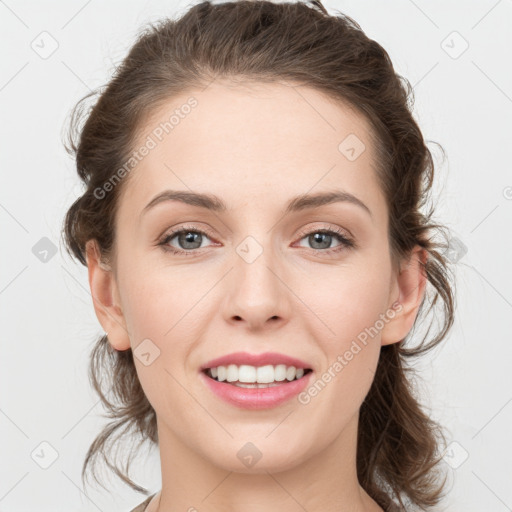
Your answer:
[85,239,131,351]
[381,246,428,347]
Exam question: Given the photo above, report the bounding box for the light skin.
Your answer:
[85,79,427,512]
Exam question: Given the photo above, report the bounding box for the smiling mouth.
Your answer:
[202,368,313,388]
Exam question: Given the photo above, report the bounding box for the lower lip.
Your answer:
[199,370,313,410]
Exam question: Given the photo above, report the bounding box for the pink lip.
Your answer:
[200,351,312,371]
[199,370,314,410]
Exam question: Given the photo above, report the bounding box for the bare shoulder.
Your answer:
[129,493,156,512]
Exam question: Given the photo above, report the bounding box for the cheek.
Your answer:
[298,264,388,403]
[124,272,202,416]
[118,258,190,338]
[119,263,208,377]
[299,262,391,344]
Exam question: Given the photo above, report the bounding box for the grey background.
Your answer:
[1,0,511,510]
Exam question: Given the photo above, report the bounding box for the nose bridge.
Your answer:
[226,229,288,327]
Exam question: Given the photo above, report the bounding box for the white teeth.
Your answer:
[239,365,257,382]
[256,365,274,383]
[226,364,238,382]
[274,364,287,381]
[206,364,309,383]
[217,366,226,381]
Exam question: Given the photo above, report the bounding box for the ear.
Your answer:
[381,245,428,346]
[85,239,131,351]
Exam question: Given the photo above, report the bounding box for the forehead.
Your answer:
[118,79,385,221]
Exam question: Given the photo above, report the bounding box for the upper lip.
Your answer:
[200,351,312,371]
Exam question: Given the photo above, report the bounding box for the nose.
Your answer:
[224,241,291,332]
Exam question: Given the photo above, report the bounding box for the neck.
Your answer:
[148,413,383,512]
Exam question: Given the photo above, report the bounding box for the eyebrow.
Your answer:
[140,189,372,219]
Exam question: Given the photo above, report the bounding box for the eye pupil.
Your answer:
[179,231,202,249]
[162,226,350,256]
[310,232,331,249]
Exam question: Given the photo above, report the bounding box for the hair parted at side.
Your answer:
[61,0,456,509]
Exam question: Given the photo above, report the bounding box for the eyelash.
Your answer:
[157,224,356,257]
[158,226,357,256]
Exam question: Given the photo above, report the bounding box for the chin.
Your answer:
[202,439,311,475]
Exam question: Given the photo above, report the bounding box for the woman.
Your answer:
[62,1,455,510]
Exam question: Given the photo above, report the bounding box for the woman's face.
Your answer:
[89,79,411,474]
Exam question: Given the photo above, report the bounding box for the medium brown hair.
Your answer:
[61,1,455,509]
